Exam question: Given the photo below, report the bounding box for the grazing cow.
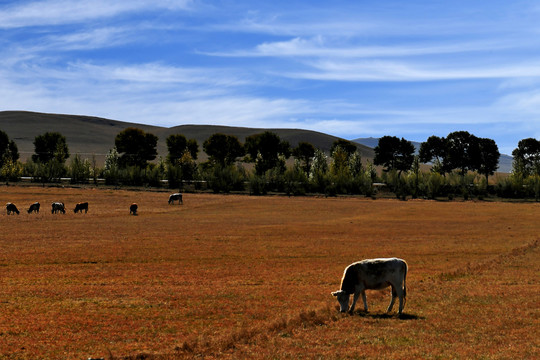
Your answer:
[51,202,66,214]
[129,203,138,215]
[74,202,89,213]
[332,258,407,315]
[6,203,19,215]
[168,193,183,205]
[28,202,40,214]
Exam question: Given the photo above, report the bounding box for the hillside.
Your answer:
[0,111,374,165]
[353,137,513,173]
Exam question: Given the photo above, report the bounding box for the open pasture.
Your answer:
[0,187,538,359]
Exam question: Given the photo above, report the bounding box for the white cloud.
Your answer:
[280,59,540,82]
[207,36,518,59]
[0,0,193,28]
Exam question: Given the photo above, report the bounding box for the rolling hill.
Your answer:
[0,111,374,165]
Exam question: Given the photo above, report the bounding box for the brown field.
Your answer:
[0,186,538,359]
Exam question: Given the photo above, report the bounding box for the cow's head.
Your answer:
[331,290,350,313]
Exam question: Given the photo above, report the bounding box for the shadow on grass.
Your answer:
[351,311,424,320]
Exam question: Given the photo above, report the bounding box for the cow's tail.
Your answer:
[402,261,408,310]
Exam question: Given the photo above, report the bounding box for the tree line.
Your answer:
[1,127,539,200]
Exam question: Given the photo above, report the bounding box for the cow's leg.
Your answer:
[349,292,361,313]
[387,285,397,312]
[397,286,404,315]
[361,291,368,312]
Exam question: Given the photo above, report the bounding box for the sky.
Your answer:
[1,0,540,155]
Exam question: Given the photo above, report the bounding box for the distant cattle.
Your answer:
[168,193,183,205]
[6,203,19,215]
[51,202,66,214]
[332,258,408,315]
[74,202,89,213]
[28,202,40,214]
[129,203,138,215]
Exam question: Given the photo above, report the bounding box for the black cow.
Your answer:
[28,202,40,214]
[74,202,89,213]
[168,193,183,205]
[129,203,138,215]
[6,203,19,215]
[51,202,66,214]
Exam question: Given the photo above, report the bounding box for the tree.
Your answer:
[292,141,315,173]
[443,131,477,176]
[166,134,199,164]
[419,135,446,173]
[203,133,244,166]
[512,138,540,176]
[1,156,23,183]
[103,147,120,186]
[115,127,158,168]
[244,131,291,175]
[474,137,500,184]
[374,136,415,176]
[330,145,350,176]
[166,134,187,164]
[32,132,69,164]
[69,154,91,184]
[0,130,19,168]
[309,148,329,193]
[186,139,199,160]
[330,139,357,157]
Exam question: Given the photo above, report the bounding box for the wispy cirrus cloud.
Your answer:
[205,36,518,59]
[1,0,539,156]
[278,59,540,82]
[0,0,193,28]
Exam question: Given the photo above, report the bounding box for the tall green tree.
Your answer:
[512,138,540,176]
[32,132,69,164]
[166,134,187,164]
[69,154,91,184]
[419,135,446,173]
[374,136,415,176]
[330,145,350,175]
[0,130,19,168]
[292,141,315,173]
[115,127,158,168]
[330,139,357,157]
[186,139,199,160]
[443,131,477,176]
[166,134,199,164]
[474,137,500,183]
[203,133,244,166]
[244,131,291,175]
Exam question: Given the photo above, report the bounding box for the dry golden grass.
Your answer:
[0,186,538,359]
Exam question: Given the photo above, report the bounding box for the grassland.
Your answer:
[0,186,538,359]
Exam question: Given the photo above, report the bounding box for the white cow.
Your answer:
[332,258,407,315]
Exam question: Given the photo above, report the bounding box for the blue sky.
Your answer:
[1,0,540,155]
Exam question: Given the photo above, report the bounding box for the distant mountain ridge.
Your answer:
[0,110,374,165]
[352,137,513,173]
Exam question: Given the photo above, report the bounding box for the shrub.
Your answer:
[249,173,268,195]
[205,164,246,193]
[69,154,91,184]
[284,161,308,196]
[427,172,444,199]
[0,157,23,183]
